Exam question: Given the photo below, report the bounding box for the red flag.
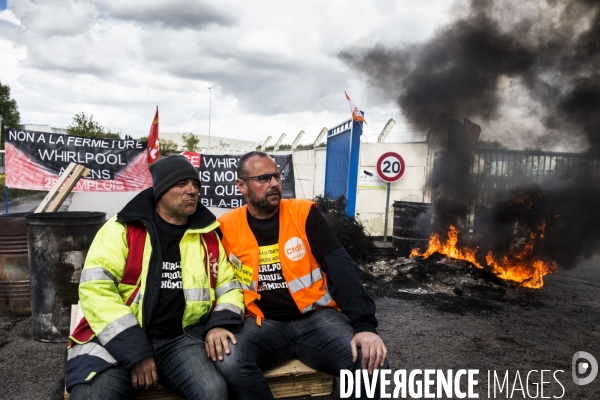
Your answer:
[147,107,160,166]
[345,91,367,124]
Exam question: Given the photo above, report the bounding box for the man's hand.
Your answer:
[131,357,158,391]
[205,327,237,361]
[350,332,387,375]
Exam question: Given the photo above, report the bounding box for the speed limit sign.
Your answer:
[376,152,405,183]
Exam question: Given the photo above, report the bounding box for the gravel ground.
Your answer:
[1,260,599,399]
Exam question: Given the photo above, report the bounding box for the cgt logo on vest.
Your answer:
[208,252,218,279]
[284,237,306,261]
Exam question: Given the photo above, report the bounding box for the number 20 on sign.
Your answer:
[376,152,405,183]
[377,152,405,241]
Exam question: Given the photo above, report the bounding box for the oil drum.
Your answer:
[0,213,31,315]
[392,201,433,257]
[27,211,106,342]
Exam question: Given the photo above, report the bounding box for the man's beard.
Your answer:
[247,186,281,216]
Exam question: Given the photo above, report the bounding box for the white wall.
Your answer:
[290,142,429,237]
[355,142,429,236]
[314,148,326,197]
[68,192,137,219]
[293,147,325,200]
[69,191,230,219]
[160,132,258,153]
[66,143,429,236]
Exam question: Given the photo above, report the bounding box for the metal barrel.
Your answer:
[392,201,433,257]
[0,213,32,315]
[473,206,494,237]
[27,211,106,342]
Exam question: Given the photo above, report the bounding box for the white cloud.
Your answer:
[12,0,95,37]
[3,0,454,144]
[97,0,238,30]
[238,29,294,58]
[0,8,20,26]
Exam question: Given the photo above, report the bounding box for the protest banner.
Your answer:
[182,152,295,209]
[5,129,151,192]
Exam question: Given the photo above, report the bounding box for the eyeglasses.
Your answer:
[240,172,283,184]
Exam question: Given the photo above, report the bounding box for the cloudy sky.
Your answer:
[0,0,456,145]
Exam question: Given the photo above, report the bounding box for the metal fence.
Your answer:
[468,149,600,223]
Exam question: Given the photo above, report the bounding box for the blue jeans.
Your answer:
[70,334,227,400]
[215,308,388,400]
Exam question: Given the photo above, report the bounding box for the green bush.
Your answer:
[295,144,314,151]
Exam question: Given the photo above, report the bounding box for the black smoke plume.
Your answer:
[471,175,600,269]
[340,0,600,152]
[340,0,600,269]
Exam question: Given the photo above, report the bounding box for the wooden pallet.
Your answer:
[264,359,334,398]
[65,304,333,399]
[36,162,90,213]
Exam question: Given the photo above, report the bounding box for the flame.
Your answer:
[485,222,556,288]
[508,191,545,210]
[409,226,485,269]
[410,223,556,289]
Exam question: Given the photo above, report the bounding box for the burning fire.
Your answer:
[410,224,557,289]
[410,225,485,269]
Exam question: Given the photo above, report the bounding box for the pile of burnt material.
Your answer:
[359,254,519,302]
[315,195,372,263]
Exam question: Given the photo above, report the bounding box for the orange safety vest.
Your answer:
[218,199,338,326]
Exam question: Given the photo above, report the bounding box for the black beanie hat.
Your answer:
[150,155,200,201]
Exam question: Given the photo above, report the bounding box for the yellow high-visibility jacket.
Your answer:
[66,188,244,391]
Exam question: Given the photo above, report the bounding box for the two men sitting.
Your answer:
[67,153,387,400]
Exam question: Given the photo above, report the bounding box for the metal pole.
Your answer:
[0,114,6,214]
[208,86,212,149]
[383,182,391,241]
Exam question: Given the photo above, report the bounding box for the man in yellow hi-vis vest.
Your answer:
[67,155,244,399]
[217,151,388,400]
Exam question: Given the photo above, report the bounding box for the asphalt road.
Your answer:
[0,191,598,399]
[0,192,72,215]
[1,260,599,399]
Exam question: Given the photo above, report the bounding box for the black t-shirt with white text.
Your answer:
[248,206,342,321]
[146,211,187,339]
